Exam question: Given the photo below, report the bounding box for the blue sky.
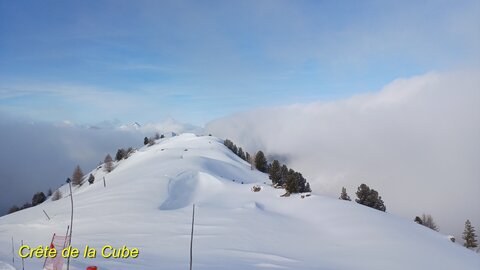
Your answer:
[0,0,478,125]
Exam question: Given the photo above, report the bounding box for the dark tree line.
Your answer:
[269,160,311,193]
[224,139,312,194]
[8,191,47,214]
[224,139,251,163]
[115,147,135,161]
[355,184,386,212]
[144,133,165,146]
[338,184,386,212]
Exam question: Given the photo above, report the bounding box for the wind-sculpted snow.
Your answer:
[0,134,479,270]
[160,171,225,210]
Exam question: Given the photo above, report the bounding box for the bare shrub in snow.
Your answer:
[421,214,438,231]
[52,190,62,201]
[104,154,113,172]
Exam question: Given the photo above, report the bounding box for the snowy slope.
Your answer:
[1,134,479,270]
[0,261,15,270]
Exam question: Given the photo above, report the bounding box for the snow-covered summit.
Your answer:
[0,134,479,270]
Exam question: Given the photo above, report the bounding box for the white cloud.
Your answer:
[206,70,480,237]
[0,115,200,215]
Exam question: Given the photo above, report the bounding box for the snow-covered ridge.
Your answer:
[0,134,479,270]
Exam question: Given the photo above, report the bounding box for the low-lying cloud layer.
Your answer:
[0,116,200,215]
[206,71,480,237]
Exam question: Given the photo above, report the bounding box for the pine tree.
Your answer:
[355,183,386,212]
[160,134,165,139]
[72,165,84,186]
[462,219,478,249]
[104,154,113,172]
[305,182,311,193]
[279,165,288,186]
[155,132,160,140]
[294,171,309,193]
[339,187,351,201]
[237,147,245,160]
[224,139,233,150]
[285,169,297,194]
[47,189,53,197]
[88,173,95,185]
[268,159,282,186]
[245,152,251,163]
[269,160,282,186]
[32,192,46,206]
[116,148,127,161]
[144,137,149,145]
[254,151,268,173]
[232,145,238,155]
[414,216,423,225]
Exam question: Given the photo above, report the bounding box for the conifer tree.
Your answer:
[88,173,95,185]
[339,187,351,201]
[305,182,311,193]
[72,165,84,186]
[224,139,233,150]
[269,160,282,185]
[414,216,423,225]
[284,169,311,193]
[355,183,386,212]
[285,169,297,194]
[293,171,309,193]
[245,152,251,163]
[462,219,478,249]
[232,145,238,155]
[116,148,127,161]
[32,192,46,206]
[274,164,286,187]
[254,151,268,173]
[144,137,149,145]
[237,147,245,160]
